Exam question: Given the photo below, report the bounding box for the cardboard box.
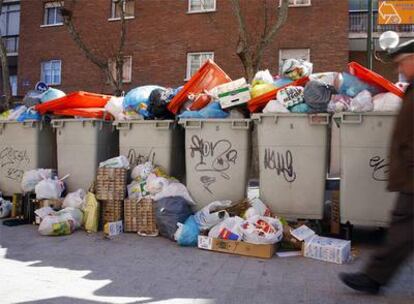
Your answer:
[104,220,123,237]
[198,235,276,259]
[219,87,251,109]
[212,78,251,109]
[303,235,351,264]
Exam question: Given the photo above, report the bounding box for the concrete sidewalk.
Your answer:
[0,222,413,304]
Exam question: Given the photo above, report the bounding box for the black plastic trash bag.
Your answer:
[148,89,175,119]
[155,196,193,240]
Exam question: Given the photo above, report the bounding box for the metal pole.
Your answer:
[367,0,373,69]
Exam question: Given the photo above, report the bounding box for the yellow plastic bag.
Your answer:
[83,192,99,233]
[250,83,276,99]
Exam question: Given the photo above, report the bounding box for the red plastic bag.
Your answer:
[248,77,309,113]
[35,91,112,114]
[348,62,404,98]
[167,60,231,114]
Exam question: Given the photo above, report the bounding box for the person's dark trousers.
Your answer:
[365,192,414,286]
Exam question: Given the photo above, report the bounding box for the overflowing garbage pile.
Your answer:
[0,58,407,122]
[13,154,351,263]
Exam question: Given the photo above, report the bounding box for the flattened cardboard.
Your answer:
[198,236,276,259]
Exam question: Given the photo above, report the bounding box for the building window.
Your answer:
[279,48,310,72]
[0,2,20,54]
[280,0,311,7]
[186,52,214,80]
[9,75,17,96]
[188,0,216,13]
[43,2,63,26]
[109,56,132,83]
[110,0,135,19]
[41,60,62,85]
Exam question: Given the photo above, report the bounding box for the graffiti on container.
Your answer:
[369,156,389,181]
[127,148,156,167]
[0,147,30,181]
[190,135,237,192]
[200,175,217,194]
[264,149,296,183]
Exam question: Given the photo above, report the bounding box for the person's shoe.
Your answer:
[339,272,381,295]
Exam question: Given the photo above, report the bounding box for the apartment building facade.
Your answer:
[14,0,349,95]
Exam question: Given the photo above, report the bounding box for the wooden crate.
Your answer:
[101,200,123,226]
[124,199,139,232]
[124,198,158,236]
[96,168,127,200]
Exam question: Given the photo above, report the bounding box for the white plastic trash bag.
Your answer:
[0,197,12,218]
[244,198,272,219]
[131,162,154,180]
[62,189,86,209]
[240,215,283,244]
[146,174,170,195]
[21,169,53,193]
[194,200,232,230]
[105,96,125,120]
[253,70,274,85]
[350,90,374,113]
[282,59,313,80]
[276,86,305,108]
[208,216,244,241]
[99,156,130,169]
[263,100,289,113]
[373,93,402,112]
[38,207,83,236]
[34,207,55,221]
[35,178,65,200]
[153,182,195,205]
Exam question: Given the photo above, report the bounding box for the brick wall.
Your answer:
[18,0,349,95]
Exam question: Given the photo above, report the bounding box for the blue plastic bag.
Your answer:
[179,102,229,119]
[123,85,164,118]
[273,77,294,88]
[289,103,310,113]
[40,88,66,103]
[339,73,380,98]
[176,215,200,247]
[17,109,41,122]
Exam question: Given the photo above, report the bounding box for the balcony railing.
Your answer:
[2,35,19,55]
[349,11,414,33]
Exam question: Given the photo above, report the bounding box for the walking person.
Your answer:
[340,39,414,294]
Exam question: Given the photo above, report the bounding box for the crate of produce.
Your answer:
[96,168,127,200]
[101,200,123,226]
[124,198,158,236]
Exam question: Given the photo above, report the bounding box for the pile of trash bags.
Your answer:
[0,58,406,123]
[173,197,283,247]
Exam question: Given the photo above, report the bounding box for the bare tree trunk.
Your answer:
[231,0,289,82]
[61,0,128,96]
[0,0,12,110]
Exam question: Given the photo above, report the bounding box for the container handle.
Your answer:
[115,121,131,130]
[52,120,64,129]
[341,113,362,124]
[155,121,171,130]
[309,114,329,125]
[184,120,202,129]
[231,120,250,130]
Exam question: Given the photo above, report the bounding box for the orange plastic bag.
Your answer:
[348,62,404,98]
[53,108,112,120]
[167,60,231,114]
[35,91,112,114]
[248,77,310,113]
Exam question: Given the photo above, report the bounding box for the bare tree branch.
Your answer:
[61,0,128,95]
[0,0,12,110]
[231,0,289,80]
